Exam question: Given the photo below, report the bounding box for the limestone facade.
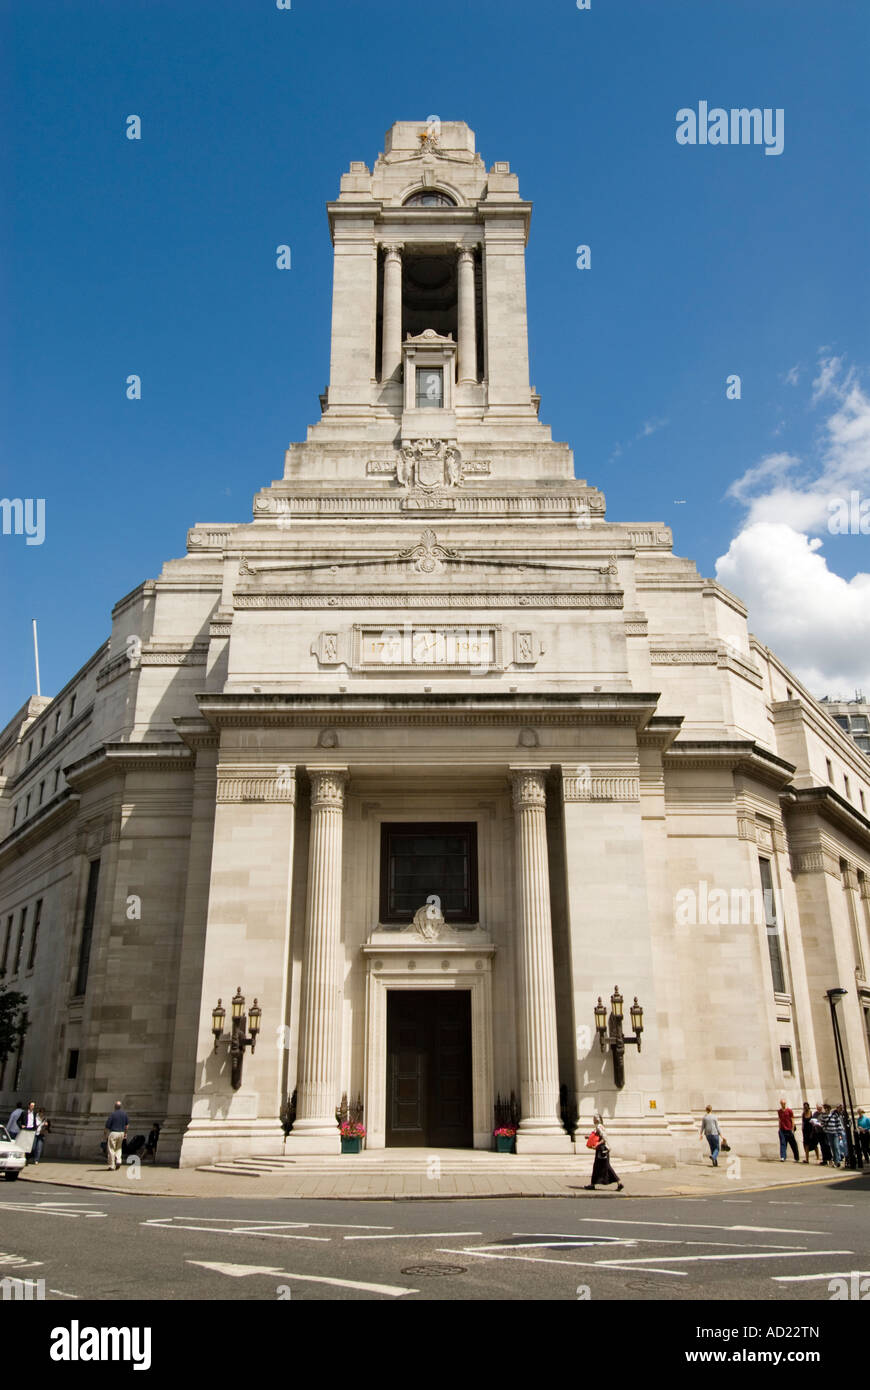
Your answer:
[1,122,869,1166]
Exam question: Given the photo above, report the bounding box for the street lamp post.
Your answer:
[594,987,644,1090]
[826,987,862,1171]
[212,987,262,1091]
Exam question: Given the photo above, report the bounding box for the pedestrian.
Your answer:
[821,1103,843,1167]
[699,1104,721,1166]
[33,1109,50,1165]
[583,1113,624,1192]
[813,1103,832,1165]
[6,1101,25,1138]
[19,1101,38,1163]
[857,1109,870,1163]
[143,1122,161,1163]
[104,1100,129,1171]
[777,1098,800,1163]
[801,1101,822,1164]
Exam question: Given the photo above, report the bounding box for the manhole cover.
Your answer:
[401,1263,467,1277]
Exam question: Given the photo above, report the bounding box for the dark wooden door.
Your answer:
[386,991,472,1147]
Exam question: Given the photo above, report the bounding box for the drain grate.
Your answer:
[401,1263,467,1277]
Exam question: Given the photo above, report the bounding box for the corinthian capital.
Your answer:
[510,767,547,810]
[382,243,403,262]
[308,767,349,811]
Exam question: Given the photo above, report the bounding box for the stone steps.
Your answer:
[198,1153,659,1177]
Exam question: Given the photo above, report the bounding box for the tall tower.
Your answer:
[315,119,551,446]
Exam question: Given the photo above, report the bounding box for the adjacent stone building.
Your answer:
[2,122,869,1167]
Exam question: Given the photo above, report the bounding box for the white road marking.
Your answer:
[579,1217,826,1236]
[436,1246,623,1272]
[592,1265,688,1277]
[773,1269,870,1283]
[476,1240,641,1250]
[48,1289,79,1298]
[143,1216,390,1231]
[187,1259,417,1297]
[595,1249,852,1267]
[0,1201,105,1219]
[343,1231,481,1242]
[142,1219,330,1242]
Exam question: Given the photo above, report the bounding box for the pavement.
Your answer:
[14,1148,867,1201]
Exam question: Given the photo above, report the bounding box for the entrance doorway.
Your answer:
[386,991,473,1147]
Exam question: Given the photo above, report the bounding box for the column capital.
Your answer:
[382,243,404,261]
[510,767,547,810]
[455,243,476,263]
[307,766,349,810]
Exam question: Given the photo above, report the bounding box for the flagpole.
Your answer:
[32,618,41,697]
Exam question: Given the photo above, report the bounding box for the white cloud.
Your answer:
[782,365,800,386]
[716,355,870,693]
[716,523,870,692]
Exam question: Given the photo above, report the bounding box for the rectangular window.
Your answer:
[759,856,787,994]
[39,728,46,749]
[67,1049,79,1080]
[380,822,478,924]
[11,805,17,827]
[54,712,61,735]
[25,794,31,818]
[11,907,27,976]
[416,366,443,409]
[75,859,100,996]
[69,694,76,720]
[851,716,869,733]
[54,769,60,793]
[826,759,834,783]
[780,1045,794,1074]
[27,899,42,970]
[38,780,45,805]
[1,915,12,974]
[845,776,851,799]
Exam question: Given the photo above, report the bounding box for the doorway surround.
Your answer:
[361,924,495,1149]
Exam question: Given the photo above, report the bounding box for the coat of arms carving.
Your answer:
[368,441,490,509]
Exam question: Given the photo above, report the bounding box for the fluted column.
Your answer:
[456,245,477,384]
[286,767,348,1153]
[511,768,572,1151]
[381,244,403,382]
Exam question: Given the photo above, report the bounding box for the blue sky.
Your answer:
[2,0,869,715]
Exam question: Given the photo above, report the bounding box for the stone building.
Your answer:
[1,121,869,1167]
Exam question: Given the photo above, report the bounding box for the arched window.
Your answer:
[403,190,456,207]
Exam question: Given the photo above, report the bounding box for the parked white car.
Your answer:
[0,1126,26,1180]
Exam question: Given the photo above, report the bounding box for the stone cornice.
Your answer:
[781,785,870,850]
[0,791,81,870]
[664,740,796,790]
[64,742,195,792]
[196,691,661,731]
[233,591,623,610]
[637,717,684,752]
[251,492,607,518]
[173,718,220,752]
[7,701,96,789]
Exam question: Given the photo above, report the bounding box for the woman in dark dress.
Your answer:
[800,1100,821,1164]
[584,1113,624,1191]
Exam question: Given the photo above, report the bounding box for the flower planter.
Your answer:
[341,1137,362,1154]
[495,1135,516,1154]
